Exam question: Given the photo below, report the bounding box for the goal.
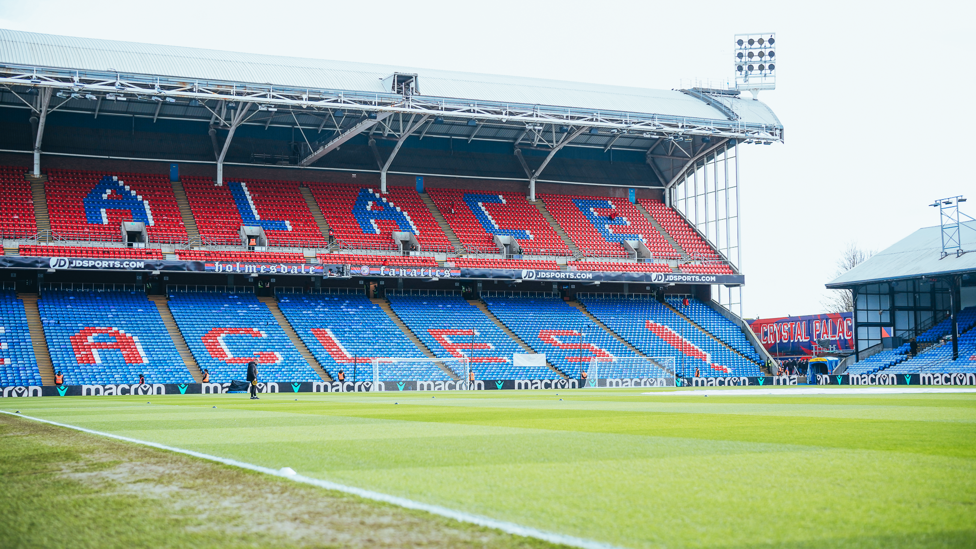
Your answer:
[586,356,676,387]
[370,357,471,387]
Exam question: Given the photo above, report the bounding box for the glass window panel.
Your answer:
[868,295,879,310]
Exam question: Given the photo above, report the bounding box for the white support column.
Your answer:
[524,126,587,202]
[734,141,743,317]
[32,88,53,177]
[379,115,428,194]
[215,102,251,186]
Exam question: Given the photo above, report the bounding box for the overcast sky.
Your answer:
[1,0,973,319]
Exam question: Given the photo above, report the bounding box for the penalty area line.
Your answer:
[0,410,621,549]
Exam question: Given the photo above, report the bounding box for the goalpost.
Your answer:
[586,356,677,387]
[370,357,471,388]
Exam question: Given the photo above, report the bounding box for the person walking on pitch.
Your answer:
[247,360,259,400]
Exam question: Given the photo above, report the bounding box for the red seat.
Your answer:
[0,166,36,238]
[320,254,439,267]
[19,245,164,260]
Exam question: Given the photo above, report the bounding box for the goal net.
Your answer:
[586,356,676,387]
[371,357,471,387]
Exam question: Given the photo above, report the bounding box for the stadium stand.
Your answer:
[679,263,735,275]
[20,245,164,260]
[319,254,438,267]
[308,183,453,252]
[666,297,763,363]
[180,177,326,248]
[578,295,762,378]
[481,294,656,378]
[426,188,571,255]
[0,291,43,387]
[276,293,445,381]
[167,291,321,383]
[917,308,976,343]
[0,166,35,238]
[176,250,305,263]
[847,345,910,375]
[451,258,561,270]
[36,290,193,385]
[45,169,187,243]
[569,261,672,273]
[640,199,725,263]
[386,294,559,379]
[539,194,679,259]
[852,307,976,375]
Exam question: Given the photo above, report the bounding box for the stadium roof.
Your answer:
[826,221,976,288]
[0,29,782,131]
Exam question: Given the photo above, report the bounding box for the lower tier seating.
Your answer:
[176,250,305,263]
[37,290,193,386]
[667,297,763,363]
[276,293,445,382]
[579,295,762,378]
[847,345,910,375]
[387,294,559,380]
[20,245,164,260]
[482,295,655,378]
[0,291,42,387]
[167,292,321,383]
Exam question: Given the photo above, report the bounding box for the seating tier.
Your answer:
[569,261,672,273]
[319,254,438,267]
[667,297,763,363]
[176,250,305,263]
[0,166,35,238]
[20,245,164,260]
[0,291,43,387]
[640,199,725,263]
[451,258,560,270]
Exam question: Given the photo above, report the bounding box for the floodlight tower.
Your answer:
[930,195,975,258]
[734,33,777,98]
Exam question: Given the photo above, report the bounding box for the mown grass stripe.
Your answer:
[0,409,621,549]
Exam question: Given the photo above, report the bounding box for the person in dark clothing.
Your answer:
[580,369,588,388]
[337,369,345,382]
[695,367,701,378]
[910,338,918,357]
[246,361,259,400]
[328,227,334,245]
[54,371,64,386]
[201,369,210,383]
[139,373,146,385]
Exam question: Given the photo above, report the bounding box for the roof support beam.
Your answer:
[603,132,623,152]
[513,148,532,180]
[664,138,729,190]
[299,112,391,167]
[376,115,428,193]
[418,118,433,140]
[92,96,102,119]
[31,87,52,176]
[467,121,483,144]
[215,102,251,186]
[523,126,587,201]
[153,101,162,123]
[645,150,669,187]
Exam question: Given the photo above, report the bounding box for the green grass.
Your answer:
[4,388,976,548]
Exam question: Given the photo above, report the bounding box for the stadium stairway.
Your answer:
[633,202,689,261]
[567,299,672,371]
[662,299,763,369]
[299,185,332,244]
[171,180,200,244]
[420,192,462,252]
[370,297,439,359]
[468,299,567,378]
[531,199,580,257]
[148,295,203,382]
[258,296,331,381]
[18,293,54,385]
[27,174,51,235]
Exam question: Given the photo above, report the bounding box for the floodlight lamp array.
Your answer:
[734,33,776,93]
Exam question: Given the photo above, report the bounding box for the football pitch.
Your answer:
[3,387,976,548]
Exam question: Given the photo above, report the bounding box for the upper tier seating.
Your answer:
[180,177,326,248]
[20,245,163,260]
[0,166,36,238]
[579,295,762,378]
[276,293,445,382]
[569,261,672,273]
[176,250,305,263]
[37,290,193,386]
[640,199,724,262]
[482,295,665,379]
[667,297,763,363]
[679,263,735,275]
[0,291,43,387]
[451,258,561,270]
[539,194,679,259]
[167,292,321,383]
[308,183,452,252]
[917,308,976,343]
[319,254,438,267]
[426,188,571,255]
[386,294,559,379]
[45,169,187,243]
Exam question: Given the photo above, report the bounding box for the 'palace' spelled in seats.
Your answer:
[180,177,325,248]
[45,170,187,243]
[0,166,35,238]
[387,294,559,379]
[167,292,320,383]
[276,293,445,382]
[579,295,762,378]
[540,194,679,259]
[0,291,42,387]
[427,188,571,255]
[20,245,164,260]
[37,290,193,386]
[308,183,452,251]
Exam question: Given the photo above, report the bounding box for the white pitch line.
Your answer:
[0,410,622,549]
[644,387,976,396]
